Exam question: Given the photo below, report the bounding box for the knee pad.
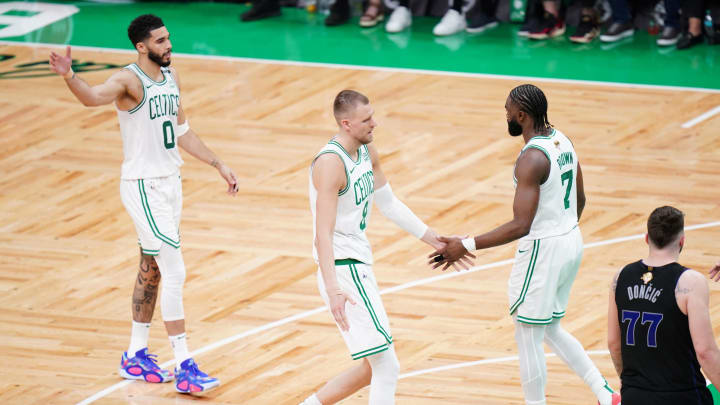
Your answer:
[367,346,400,405]
[155,243,186,321]
[368,345,400,383]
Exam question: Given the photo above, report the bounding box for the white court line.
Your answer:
[682,106,720,128]
[77,220,720,405]
[399,350,610,379]
[3,40,720,94]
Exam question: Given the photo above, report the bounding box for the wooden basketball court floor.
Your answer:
[1,43,720,405]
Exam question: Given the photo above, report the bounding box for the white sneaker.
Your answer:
[433,9,466,36]
[385,6,411,33]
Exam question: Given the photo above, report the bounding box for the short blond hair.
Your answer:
[333,89,369,119]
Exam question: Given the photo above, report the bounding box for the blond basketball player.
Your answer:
[301,90,474,405]
[430,84,620,405]
[49,14,237,394]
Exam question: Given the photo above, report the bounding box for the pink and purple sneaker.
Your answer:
[119,348,174,383]
[174,358,220,394]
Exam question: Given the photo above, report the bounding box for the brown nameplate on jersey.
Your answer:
[642,266,654,284]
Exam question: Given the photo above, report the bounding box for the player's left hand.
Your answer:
[217,163,239,196]
[428,235,475,271]
[709,261,720,282]
[49,45,72,77]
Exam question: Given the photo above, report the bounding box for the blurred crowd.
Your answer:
[238,0,720,50]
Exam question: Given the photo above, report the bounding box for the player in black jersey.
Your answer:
[608,206,720,404]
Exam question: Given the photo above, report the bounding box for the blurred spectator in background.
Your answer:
[359,0,385,27]
[656,0,682,45]
[466,0,500,33]
[517,0,543,37]
[569,0,601,42]
[599,0,634,42]
[385,0,413,31]
[432,0,468,35]
[526,0,566,39]
[384,0,479,36]
[677,0,719,48]
[241,0,282,21]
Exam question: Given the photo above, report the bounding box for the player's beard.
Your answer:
[507,118,523,137]
[148,48,171,67]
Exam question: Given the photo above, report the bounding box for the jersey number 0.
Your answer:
[162,120,175,149]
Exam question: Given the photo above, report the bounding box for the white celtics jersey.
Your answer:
[515,128,579,240]
[117,63,184,180]
[310,139,375,265]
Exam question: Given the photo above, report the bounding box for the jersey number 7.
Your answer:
[622,310,663,348]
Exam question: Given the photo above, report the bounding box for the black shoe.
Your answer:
[466,13,499,33]
[325,0,350,26]
[676,32,704,49]
[240,0,281,22]
[600,21,634,42]
[527,12,565,39]
[569,14,599,43]
[518,16,541,37]
[656,26,680,46]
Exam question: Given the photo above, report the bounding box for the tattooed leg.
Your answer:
[132,249,161,323]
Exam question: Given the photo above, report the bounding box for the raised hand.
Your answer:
[49,46,73,77]
[328,289,356,331]
[710,261,720,282]
[428,235,476,271]
[216,163,239,196]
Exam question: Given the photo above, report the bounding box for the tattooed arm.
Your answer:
[678,270,720,388]
[607,269,623,378]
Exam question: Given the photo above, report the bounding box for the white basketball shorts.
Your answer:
[120,173,182,256]
[508,226,583,325]
[318,259,393,360]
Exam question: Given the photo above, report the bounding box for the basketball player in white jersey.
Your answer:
[430,84,621,405]
[48,14,236,394]
[301,90,474,405]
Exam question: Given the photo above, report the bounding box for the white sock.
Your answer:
[300,393,322,405]
[544,321,614,405]
[169,333,191,369]
[514,322,547,405]
[127,321,150,356]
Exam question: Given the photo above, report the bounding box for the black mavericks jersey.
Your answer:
[615,260,711,404]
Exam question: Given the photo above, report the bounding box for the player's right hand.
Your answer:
[709,262,720,282]
[328,290,355,331]
[49,46,73,77]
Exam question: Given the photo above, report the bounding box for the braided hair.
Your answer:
[509,84,552,133]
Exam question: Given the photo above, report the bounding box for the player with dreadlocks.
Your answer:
[430,84,621,405]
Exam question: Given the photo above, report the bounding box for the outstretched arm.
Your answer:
[171,68,238,195]
[367,144,471,268]
[429,148,547,270]
[49,46,128,107]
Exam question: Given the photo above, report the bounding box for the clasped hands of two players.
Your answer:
[428,236,476,272]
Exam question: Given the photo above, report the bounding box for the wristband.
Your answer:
[63,68,74,80]
[461,237,476,252]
